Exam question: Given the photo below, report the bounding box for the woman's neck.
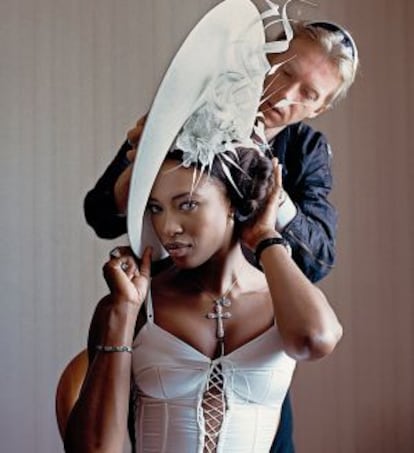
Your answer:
[179,243,247,296]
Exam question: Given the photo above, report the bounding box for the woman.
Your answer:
[64,146,342,452]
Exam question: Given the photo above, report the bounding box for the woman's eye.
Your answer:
[147,204,162,214]
[180,200,198,211]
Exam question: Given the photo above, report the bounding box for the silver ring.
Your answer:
[121,262,129,272]
[110,248,121,258]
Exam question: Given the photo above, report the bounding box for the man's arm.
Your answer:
[84,140,132,238]
[273,123,337,283]
[84,117,147,238]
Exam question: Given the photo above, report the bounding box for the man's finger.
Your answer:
[127,114,148,145]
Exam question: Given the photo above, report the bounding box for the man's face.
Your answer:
[260,36,342,131]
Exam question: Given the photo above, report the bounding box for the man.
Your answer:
[83,20,358,453]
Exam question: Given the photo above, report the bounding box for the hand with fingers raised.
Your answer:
[103,246,152,307]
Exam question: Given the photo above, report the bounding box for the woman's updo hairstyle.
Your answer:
[167,147,275,225]
[213,147,275,224]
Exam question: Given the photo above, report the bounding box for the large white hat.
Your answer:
[127,0,293,259]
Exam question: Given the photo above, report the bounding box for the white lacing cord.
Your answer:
[201,361,226,453]
[196,356,238,452]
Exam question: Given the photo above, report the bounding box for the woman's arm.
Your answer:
[259,239,342,360]
[64,248,151,453]
[242,159,342,361]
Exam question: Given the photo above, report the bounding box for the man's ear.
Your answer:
[307,103,331,119]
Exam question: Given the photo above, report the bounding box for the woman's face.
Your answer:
[147,160,234,268]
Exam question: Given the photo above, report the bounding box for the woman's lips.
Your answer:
[164,242,191,257]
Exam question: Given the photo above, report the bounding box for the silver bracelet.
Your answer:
[96,345,133,353]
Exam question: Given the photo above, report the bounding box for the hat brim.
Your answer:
[127,0,270,259]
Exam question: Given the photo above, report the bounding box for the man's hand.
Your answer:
[127,114,147,147]
[113,115,147,214]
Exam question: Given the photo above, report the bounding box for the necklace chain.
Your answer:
[196,278,238,353]
[200,278,238,306]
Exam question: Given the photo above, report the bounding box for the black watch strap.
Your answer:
[255,237,289,266]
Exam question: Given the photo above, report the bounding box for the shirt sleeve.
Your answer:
[277,124,338,283]
[83,140,132,239]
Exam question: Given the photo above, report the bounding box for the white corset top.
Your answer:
[131,291,296,452]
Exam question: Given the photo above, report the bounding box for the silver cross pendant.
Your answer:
[206,299,232,340]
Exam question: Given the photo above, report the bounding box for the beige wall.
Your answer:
[1,1,413,452]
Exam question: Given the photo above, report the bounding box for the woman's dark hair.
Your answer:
[167,147,274,225]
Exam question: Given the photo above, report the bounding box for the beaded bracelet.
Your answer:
[96,345,133,353]
[255,237,289,267]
